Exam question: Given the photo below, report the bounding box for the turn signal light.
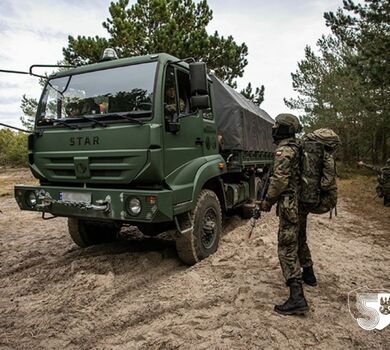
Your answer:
[218,162,225,170]
[146,196,157,204]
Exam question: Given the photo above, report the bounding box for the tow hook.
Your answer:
[86,196,111,213]
[36,192,54,209]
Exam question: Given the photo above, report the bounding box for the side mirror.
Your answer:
[189,62,210,110]
[190,62,208,95]
[191,95,210,110]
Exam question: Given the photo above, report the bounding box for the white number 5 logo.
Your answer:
[348,288,390,331]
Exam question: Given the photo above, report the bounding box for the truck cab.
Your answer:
[14,52,274,264]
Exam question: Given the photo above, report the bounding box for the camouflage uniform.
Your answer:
[266,136,303,281]
[165,97,185,113]
[361,161,390,206]
[261,113,310,315]
[164,83,185,116]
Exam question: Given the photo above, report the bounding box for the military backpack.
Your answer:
[299,128,340,213]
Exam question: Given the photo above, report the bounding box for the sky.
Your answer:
[0,0,344,128]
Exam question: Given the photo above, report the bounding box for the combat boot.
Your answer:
[302,266,317,286]
[274,279,309,315]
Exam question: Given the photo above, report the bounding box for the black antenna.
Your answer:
[0,122,30,133]
[0,64,77,134]
[0,69,29,75]
[29,64,76,78]
[0,64,77,79]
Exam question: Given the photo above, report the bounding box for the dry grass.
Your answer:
[0,168,37,197]
[338,175,390,231]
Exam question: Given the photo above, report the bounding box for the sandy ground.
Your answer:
[0,169,389,349]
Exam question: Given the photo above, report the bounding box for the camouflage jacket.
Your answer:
[165,98,185,113]
[361,164,390,196]
[266,137,300,204]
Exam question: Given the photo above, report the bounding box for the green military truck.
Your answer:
[14,51,274,264]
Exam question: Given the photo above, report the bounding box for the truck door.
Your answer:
[201,81,218,156]
[163,65,205,176]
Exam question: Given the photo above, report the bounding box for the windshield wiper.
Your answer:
[74,115,107,127]
[51,118,78,129]
[102,111,150,124]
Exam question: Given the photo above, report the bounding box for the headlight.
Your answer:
[127,198,141,215]
[26,191,37,207]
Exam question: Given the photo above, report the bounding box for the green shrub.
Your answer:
[0,129,28,168]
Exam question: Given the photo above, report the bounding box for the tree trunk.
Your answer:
[373,127,382,164]
[382,131,388,164]
[371,131,375,164]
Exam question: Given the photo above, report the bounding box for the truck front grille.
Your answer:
[44,155,137,182]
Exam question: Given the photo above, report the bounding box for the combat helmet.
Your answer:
[275,113,302,134]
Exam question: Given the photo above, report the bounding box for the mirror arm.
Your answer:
[177,111,198,120]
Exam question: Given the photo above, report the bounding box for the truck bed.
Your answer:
[212,75,275,153]
[221,149,274,171]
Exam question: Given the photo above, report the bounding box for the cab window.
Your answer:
[164,66,178,121]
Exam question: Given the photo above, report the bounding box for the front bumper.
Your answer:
[14,185,173,223]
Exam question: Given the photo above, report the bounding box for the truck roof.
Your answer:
[51,53,186,78]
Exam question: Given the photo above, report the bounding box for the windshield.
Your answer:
[37,61,157,125]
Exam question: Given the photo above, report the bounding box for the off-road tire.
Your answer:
[175,189,222,265]
[68,218,120,247]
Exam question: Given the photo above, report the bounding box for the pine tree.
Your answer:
[20,95,38,131]
[285,0,389,163]
[22,0,265,127]
[63,0,249,83]
[240,82,265,106]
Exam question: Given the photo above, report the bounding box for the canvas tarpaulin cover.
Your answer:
[212,75,274,152]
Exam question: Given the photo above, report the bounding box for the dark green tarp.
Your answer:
[212,75,275,152]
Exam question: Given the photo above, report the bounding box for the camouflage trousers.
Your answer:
[277,196,313,281]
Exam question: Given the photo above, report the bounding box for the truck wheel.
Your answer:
[175,189,222,265]
[68,218,120,247]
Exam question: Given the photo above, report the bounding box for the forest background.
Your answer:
[0,0,388,167]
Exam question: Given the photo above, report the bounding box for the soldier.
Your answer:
[258,113,310,315]
[165,87,185,114]
[357,159,390,206]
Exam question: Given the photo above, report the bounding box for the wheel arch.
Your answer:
[172,155,226,216]
[192,155,226,210]
[202,177,227,213]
